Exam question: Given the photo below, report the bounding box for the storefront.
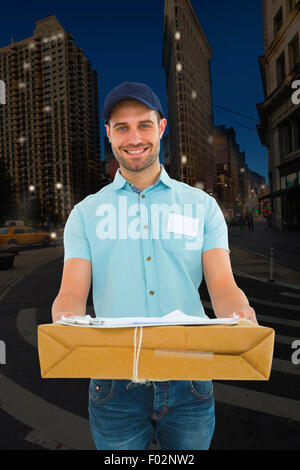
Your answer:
[279,162,300,231]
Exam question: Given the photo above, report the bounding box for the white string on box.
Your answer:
[132,326,146,383]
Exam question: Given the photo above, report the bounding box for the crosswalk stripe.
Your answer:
[272,358,300,375]
[25,430,72,450]
[257,314,300,328]
[214,383,300,422]
[248,297,300,311]
[279,292,300,300]
[16,308,38,348]
[0,372,95,449]
[275,334,298,345]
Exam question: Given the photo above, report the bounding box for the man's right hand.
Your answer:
[51,258,92,323]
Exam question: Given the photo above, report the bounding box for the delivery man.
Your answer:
[51,82,258,450]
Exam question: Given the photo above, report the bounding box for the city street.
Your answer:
[228,218,300,273]
[0,228,299,450]
[0,0,299,452]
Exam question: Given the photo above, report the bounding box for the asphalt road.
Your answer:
[0,256,300,450]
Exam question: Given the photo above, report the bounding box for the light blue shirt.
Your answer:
[63,164,229,319]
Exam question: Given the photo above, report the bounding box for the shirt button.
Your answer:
[144,225,149,229]
[141,194,145,198]
[147,256,151,261]
[150,290,154,295]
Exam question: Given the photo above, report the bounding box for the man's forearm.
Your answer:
[51,292,87,323]
[210,285,250,318]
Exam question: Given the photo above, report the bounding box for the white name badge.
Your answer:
[167,213,199,237]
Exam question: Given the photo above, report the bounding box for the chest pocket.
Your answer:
[162,208,204,256]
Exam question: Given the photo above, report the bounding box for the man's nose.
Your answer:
[126,129,144,145]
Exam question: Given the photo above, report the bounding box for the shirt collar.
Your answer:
[111,164,173,191]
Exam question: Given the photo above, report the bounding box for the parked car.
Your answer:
[0,252,15,270]
[0,226,51,247]
[0,243,20,255]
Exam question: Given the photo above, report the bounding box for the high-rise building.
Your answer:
[0,15,102,223]
[214,126,240,208]
[214,125,266,217]
[162,0,216,194]
[257,0,300,230]
[104,135,114,161]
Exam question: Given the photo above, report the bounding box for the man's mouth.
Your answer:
[123,146,149,156]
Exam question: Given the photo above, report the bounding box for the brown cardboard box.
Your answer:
[38,319,274,381]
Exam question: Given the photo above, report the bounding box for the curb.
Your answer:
[232,268,300,290]
[230,244,300,289]
[230,243,300,274]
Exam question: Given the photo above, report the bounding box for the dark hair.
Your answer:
[106,110,162,128]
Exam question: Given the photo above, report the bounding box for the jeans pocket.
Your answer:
[190,380,213,399]
[89,379,116,404]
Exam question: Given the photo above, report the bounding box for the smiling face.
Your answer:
[105,100,167,172]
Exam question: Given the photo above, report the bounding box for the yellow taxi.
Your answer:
[0,226,51,246]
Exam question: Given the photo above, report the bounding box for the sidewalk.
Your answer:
[229,245,300,288]
[228,218,300,272]
[228,218,300,288]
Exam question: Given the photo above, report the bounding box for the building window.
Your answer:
[289,34,299,71]
[279,120,293,157]
[286,172,298,188]
[287,0,299,14]
[280,176,286,189]
[273,7,283,37]
[276,52,285,85]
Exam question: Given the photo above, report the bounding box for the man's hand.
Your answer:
[202,249,259,326]
[52,311,76,323]
[229,306,258,325]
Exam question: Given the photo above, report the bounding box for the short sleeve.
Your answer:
[63,205,92,262]
[202,196,230,253]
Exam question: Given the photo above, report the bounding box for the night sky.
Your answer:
[0,0,267,182]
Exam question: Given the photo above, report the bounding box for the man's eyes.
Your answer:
[116,124,150,131]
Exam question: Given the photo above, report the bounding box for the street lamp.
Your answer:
[23,184,35,221]
[55,183,63,226]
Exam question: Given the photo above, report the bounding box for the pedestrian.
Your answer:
[239,214,245,231]
[51,81,258,451]
[246,212,254,232]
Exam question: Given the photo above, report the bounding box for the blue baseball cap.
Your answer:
[102,81,164,123]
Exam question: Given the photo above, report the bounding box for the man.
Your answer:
[52,82,258,450]
[246,211,254,232]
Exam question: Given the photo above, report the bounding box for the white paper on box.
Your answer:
[56,310,239,328]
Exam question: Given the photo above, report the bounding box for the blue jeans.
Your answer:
[88,379,215,450]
